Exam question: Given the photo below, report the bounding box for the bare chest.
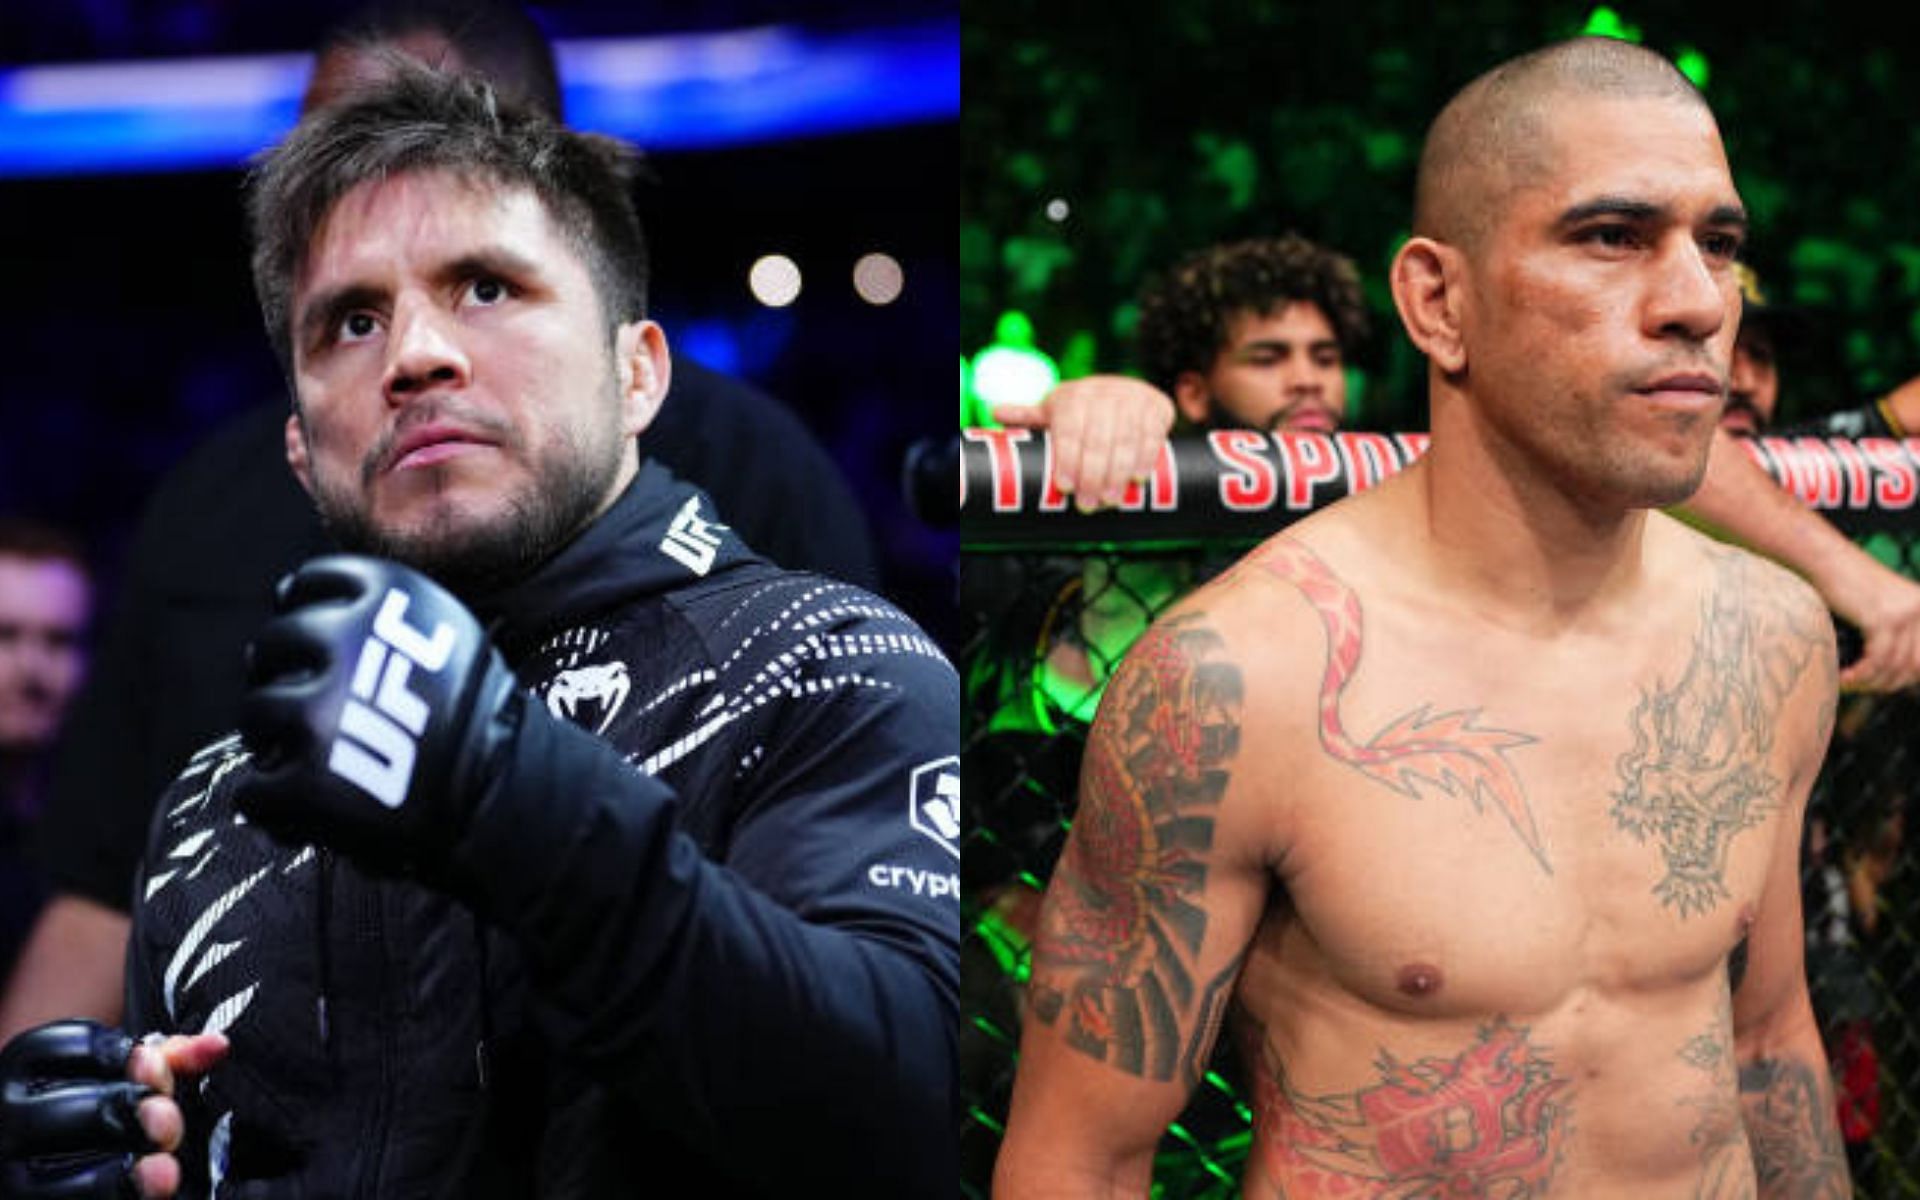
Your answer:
[1253,618,1797,1016]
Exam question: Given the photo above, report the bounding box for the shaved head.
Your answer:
[1414,37,1710,251]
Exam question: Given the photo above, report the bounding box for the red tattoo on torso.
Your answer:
[1248,1019,1570,1197]
[1256,541,1548,872]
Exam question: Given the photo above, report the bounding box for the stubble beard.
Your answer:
[308,399,626,601]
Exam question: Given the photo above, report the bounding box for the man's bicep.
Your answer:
[1733,574,1838,1025]
[1001,609,1269,1186]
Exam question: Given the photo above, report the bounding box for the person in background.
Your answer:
[0,519,91,982]
[1721,262,1919,441]
[991,234,1369,721]
[0,0,882,1046]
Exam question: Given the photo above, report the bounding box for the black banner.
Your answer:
[959,430,1920,548]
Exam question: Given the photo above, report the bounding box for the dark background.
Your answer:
[962,1,1920,434]
[0,0,958,649]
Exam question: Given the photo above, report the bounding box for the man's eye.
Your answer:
[1702,233,1744,262]
[1581,225,1638,250]
[339,312,379,342]
[468,277,510,306]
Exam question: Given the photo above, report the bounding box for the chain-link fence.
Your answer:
[960,429,1920,1197]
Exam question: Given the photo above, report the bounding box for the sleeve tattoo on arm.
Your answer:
[1739,1055,1850,1197]
[1029,611,1243,1084]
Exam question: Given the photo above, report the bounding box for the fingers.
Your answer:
[1037,378,1176,511]
[127,1034,228,1099]
[131,1151,182,1199]
[135,1096,183,1155]
[1836,641,1910,695]
[273,555,377,612]
[158,1033,229,1080]
[1046,390,1106,510]
[990,403,1047,429]
[1121,382,1175,495]
[123,1037,225,1197]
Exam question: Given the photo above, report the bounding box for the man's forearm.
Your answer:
[1737,1050,1850,1198]
[1680,431,1866,604]
[452,707,955,1194]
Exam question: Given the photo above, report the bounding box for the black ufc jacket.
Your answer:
[125,462,959,1197]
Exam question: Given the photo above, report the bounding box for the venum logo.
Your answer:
[909,756,960,858]
[546,661,632,734]
[660,496,726,576]
[328,588,457,809]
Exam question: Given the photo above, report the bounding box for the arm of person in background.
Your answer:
[995,376,1176,512]
[1678,426,1920,693]
[0,896,129,1042]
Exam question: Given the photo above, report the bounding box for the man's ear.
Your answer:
[1172,372,1214,427]
[616,320,672,437]
[284,409,314,495]
[1390,236,1468,375]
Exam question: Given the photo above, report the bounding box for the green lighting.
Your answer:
[971,310,1060,412]
[1580,6,1642,43]
[961,355,996,428]
[1060,328,1099,380]
[996,310,1038,347]
[1035,653,1106,728]
[973,906,1034,982]
[970,1014,1014,1045]
[1162,1121,1236,1183]
[1673,46,1710,89]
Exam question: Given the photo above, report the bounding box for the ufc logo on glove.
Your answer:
[331,588,457,807]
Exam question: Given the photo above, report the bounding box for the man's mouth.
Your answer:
[385,423,497,473]
[1277,408,1337,434]
[1635,371,1725,413]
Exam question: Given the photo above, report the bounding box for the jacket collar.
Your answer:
[472,459,762,661]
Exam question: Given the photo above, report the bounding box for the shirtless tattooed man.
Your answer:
[995,36,1850,1199]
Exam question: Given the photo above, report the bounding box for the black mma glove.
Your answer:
[0,1020,150,1199]
[235,554,522,872]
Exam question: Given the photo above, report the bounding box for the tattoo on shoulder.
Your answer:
[1245,1016,1572,1193]
[1029,612,1244,1083]
[1739,1055,1850,1197]
[1255,539,1548,872]
[1611,549,1822,918]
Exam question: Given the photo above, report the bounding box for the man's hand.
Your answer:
[235,555,522,870]
[995,376,1175,512]
[0,1020,227,1199]
[1831,568,1920,693]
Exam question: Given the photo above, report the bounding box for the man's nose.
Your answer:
[383,298,471,400]
[1282,359,1324,394]
[1646,239,1729,343]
